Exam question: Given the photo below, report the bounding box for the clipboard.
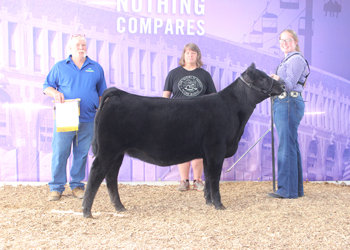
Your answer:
[53,99,81,132]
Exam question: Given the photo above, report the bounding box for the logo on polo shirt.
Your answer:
[86,68,94,72]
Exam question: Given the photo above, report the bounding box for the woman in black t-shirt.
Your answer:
[163,43,217,192]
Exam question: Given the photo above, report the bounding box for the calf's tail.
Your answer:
[91,87,120,157]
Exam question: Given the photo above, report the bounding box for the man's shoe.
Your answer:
[49,191,61,201]
[193,179,205,191]
[72,187,85,199]
[268,192,285,199]
[177,179,190,191]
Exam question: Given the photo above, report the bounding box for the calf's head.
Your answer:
[241,63,285,97]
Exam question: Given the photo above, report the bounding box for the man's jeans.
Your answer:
[273,95,305,198]
[49,121,94,193]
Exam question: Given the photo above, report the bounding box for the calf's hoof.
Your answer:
[82,207,93,218]
[215,205,226,210]
[206,200,213,206]
[83,213,93,219]
[115,205,126,212]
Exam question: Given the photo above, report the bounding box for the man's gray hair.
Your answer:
[69,34,87,46]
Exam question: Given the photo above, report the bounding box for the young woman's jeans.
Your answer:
[273,95,305,198]
[49,121,94,193]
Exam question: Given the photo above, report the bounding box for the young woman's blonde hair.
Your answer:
[179,43,203,68]
[280,29,301,52]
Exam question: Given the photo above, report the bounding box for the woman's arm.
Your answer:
[162,91,172,98]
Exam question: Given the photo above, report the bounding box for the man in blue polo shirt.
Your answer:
[43,34,107,201]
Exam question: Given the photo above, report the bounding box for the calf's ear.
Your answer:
[249,63,256,69]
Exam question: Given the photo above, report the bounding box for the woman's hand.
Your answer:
[270,74,280,81]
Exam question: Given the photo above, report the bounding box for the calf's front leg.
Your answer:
[203,160,213,206]
[206,157,226,210]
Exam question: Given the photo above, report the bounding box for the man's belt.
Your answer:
[272,91,302,100]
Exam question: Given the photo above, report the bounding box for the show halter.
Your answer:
[239,75,274,96]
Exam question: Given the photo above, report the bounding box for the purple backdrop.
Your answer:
[0,0,349,183]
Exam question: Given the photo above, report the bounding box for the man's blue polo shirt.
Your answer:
[43,55,107,122]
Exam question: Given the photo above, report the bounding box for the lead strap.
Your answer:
[76,131,78,146]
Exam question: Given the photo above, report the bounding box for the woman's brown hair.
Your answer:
[179,43,203,68]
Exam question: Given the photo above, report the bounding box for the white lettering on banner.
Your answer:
[116,0,205,15]
[187,20,194,35]
[129,18,138,33]
[180,0,191,14]
[117,17,126,33]
[176,19,185,35]
[148,0,152,12]
[117,0,205,36]
[140,18,152,34]
[197,20,204,35]
[165,19,174,35]
[117,17,203,35]
[114,0,205,36]
[117,0,128,12]
[172,0,176,14]
[158,0,168,14]
[154,18,163,34]
[131,0,142,12]
[194,0,205,15]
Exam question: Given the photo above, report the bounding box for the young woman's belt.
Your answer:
[272,91,302,100]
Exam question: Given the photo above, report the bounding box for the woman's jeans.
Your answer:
[273,94,305,198]
[49,121,94,193]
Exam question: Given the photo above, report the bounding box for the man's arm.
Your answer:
[44,87,65,103]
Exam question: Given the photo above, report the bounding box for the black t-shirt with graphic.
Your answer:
[163,66,217,99]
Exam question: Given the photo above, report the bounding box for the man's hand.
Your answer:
[44,87,65,103]
[54,92,65,103]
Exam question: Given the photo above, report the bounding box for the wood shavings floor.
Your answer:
[0,181,349,249]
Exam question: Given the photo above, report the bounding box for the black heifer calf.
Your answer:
[82,63,284,218]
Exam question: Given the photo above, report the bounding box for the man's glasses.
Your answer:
[71,34,85,39]
[279,38,293,44]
